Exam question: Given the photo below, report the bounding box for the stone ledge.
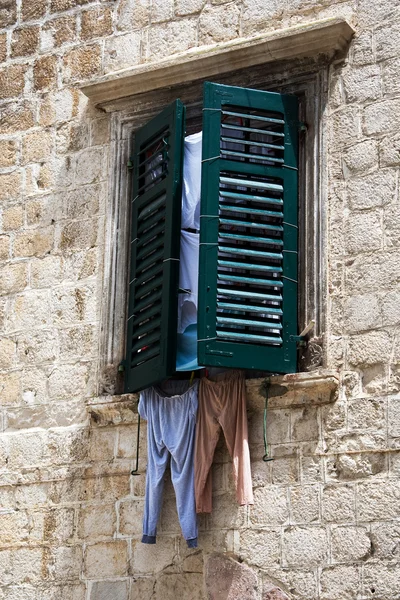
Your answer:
[80,18,354,107]
[87,370,339,426]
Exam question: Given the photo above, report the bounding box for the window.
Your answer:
[123,82,299,393]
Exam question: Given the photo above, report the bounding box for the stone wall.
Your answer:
[0,0,400,599]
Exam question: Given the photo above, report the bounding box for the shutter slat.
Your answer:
[124,100,185,392]
[198,82,298,371]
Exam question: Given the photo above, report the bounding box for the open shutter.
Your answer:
[198,82,298,372]
[124,100,185,393]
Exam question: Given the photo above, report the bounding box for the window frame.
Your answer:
[97,61,328,395]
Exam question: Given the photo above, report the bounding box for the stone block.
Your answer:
[82,473,130,503]
[375,21,400,61]
[42,15,77,50]
[43,508,75,543]
[0,0,17,28]
[346,170,396,211]
[60,219,98,252]
[242,0,284,35]
[51,286,96,326]
[33,55,58,91]
[343,293,382,333]
[104,32,141,73]
[0,102,34,134]
[384,209,400,248]
[8,430,47,468]
[381,292,400,328]
[151,0,173,22]
[264,568,317,599]
[0,371,21,405]
[81,7,113,40]
[370,521,400,559]
[88,428,116,461]
[148,19,197,60]
[90,118,110,146]
[199,5,240,44]
[25,163,53,195]
[363,563,400,599]
[2,204,23,231]
[320,565,361,600]
[59,325,95,360]
[47,546,82,581]
[21,0,47,21]
[30,255,63,288]
[48,364,90,399]
[208,493,247,529]
[156,573,204,600]
[0,337,16,368]
[290,485,320,524]
[119,499,144,536]
[63,44,101,83]
[383,56,400,97]
[50,0,90,11]
[0,547,43,585]
[0,509,44,545]
[116,426,139,458]
[342,139,378,176]
[176,0,204,15]
[0,171,22,201]
[250,486,289,526]
[239,529,281,568]
[342,64,381,103]
[345,209,383,254]
[117,0,149,31]
[358,481,400,520]
[89,580,129,600]
[78,504,116,539]
[262,585,289,600]
[345,251,400,295]
[351,30,374,65]
[379,133,400,167]
[388,398,400,437]
[322,484,355,523]
[206,553,258,600]
[347,397,386,431]
[13,229,54,258]
[85,541,128,578]
[16,329,58,365]
[331,525,371,562]
[0,262,27,296]
[0,140,18,168]
[283,526,328,567]
[131,537,176,574]
[0,235,10,259]
[11,26,40,58]
[290,406,319,442]
[0,32,6,63]
[67,184,100,219]
[348,330,391,367]
[363,98,400,136]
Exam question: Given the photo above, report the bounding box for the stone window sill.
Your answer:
[87,370,339,426]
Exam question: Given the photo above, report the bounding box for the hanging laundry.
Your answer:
[194,370,254,513]
[181,131,202,230]
[138,380,199,548]
[176,131,202,372]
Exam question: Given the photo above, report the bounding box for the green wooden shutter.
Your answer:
[198,82,298,372]
[124,100,185,393]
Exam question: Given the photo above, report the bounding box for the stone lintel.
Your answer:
[80,17,354,108]
[88,370,339,425]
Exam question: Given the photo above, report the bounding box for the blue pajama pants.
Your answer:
[138,380,199,548]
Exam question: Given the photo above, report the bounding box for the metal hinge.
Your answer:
[299,122,308,133]
[290,320,315,347]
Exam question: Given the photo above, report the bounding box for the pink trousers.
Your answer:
[194,370,254,513]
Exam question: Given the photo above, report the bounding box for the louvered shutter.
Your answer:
[124,100,185,393]
[198,82,298,372]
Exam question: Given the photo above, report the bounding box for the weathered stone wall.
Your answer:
[0,1,399,599]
